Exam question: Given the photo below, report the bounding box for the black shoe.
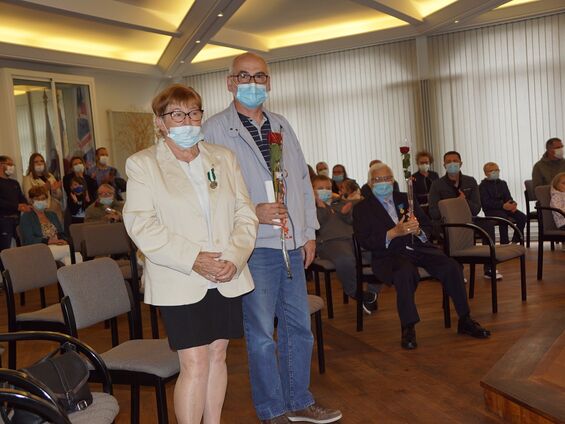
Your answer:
[362,291,378,315]
[458,316,491,339]
[401,324,417,349]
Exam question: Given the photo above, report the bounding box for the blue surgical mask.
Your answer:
[488,171,499,180]
[33,200,48,211]
[73,186,84,194]
[332,175,344,183]
[445,162,461,174]
[168,125,203,149]
[316,189,332,204]
[372,182,394,198]
[99,197,114,206]
[236,83,268,108]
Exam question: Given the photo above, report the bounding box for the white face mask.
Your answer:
[34,164,45,174]
[418,163,430,173]
[4,165,15,176]
[554,147,564,159]
[98,155,109,166]
[73,163,85,174]
[318,169,329,177]
[168,125,203,149]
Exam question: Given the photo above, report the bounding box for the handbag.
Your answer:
[10,342,93,423]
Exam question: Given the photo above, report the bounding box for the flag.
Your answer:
[76,86,95,166]
[43,90,60,179]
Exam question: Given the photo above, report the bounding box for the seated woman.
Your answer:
[411,151,439,212]
[63,156,98,201]
[20,186,81,265]
[312,175,379,314]
[331,164,355,194]
[85,183,124,223]
[22,153,64,223]
[550,172,565,230]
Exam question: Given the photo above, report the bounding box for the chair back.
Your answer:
[535,185,557,231]
[82,223,131,257]
[524,179,537,202]
[57,258,132,330]
[438,197,475,255]
[0,244,58,294]
[68,222,98,257]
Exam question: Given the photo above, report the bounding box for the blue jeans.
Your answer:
[243,248,315,420]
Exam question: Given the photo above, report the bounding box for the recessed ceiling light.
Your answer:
[217,12,224,17]
[180,59,185,64]
[167,75,172,79]
[454,19,459,23]
[195,40,201,44]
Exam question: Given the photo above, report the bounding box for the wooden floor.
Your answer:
[2,243,564,423]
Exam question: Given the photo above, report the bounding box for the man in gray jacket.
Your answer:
[532,137,565,189]
[203,53,341,424]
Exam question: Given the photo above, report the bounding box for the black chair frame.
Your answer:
[524,185,537,248]
[352,236,451,332]
[308,261,348,319]
[0,388,71,424]
[61,283,175,424]
[535,205,565,280]
[312,308,325,374]
[1,270,69,369]
[441,216,526,314]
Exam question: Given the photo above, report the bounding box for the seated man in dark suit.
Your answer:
[353,162,490,350]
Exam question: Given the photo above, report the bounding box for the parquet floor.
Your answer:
[2,243,564,423]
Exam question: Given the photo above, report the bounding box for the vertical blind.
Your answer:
[186,12,565,207]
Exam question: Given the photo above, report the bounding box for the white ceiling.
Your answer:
[0,0,563,78]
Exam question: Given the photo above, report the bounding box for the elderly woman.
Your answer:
[123,84,258,424]
[22,153,64,223]
[20,186,81,265]
[85,183,124,223]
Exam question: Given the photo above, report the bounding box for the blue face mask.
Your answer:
[316,189,332,204]
[33,200,48,211]
[168,125,203,149]
[487,171,499,181]
[372,182,394,198]
[73,186,84,194]
[236,83,268,108]
[332,175,344,183]
[445,162,461,175]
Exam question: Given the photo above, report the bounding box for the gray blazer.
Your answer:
[203,102,318,250]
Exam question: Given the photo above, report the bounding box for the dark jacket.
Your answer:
[353,188,434,281]
[0,178,26,217]
[63,173,98,202]
[20,210,65,245]
[428,173,481,220]
[411,170,439,206]
[532,153,565,188]
[316,199,356,244]
[479,179,513,212]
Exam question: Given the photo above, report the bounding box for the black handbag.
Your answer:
[10,342,93,423]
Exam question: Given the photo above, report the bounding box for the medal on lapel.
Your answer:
[207,167,217,189]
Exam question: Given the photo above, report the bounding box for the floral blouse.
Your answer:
[550,187,565,229]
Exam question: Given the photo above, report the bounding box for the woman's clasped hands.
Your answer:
[192,251,236,283]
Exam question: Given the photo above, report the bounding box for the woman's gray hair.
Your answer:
[367,162,393,184]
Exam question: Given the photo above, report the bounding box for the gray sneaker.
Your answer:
[287,403,342,423]
[261,415,290,423]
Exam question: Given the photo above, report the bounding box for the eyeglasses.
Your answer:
[370,176,394,184]
[161,109,204,123]
[230,72,269,84]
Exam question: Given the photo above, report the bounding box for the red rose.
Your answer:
[268,132,283,145]
[400,146,410,154]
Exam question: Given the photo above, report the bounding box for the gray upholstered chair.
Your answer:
[57,258,179,424]
[534,185,565,280]
[438,197,527,313]
[307,294,326,374]
[81,222,159,339]
[0,244,68,369]
[0,331,119,424]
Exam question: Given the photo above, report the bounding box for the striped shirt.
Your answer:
[238,112,272,171]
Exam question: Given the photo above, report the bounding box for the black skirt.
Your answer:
[159,288,244,350]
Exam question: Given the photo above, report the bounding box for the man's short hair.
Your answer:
[367,162,392,183]
[98,183,115,193]
[483,162,498,173]
[443,151,461,162]
[95,147,107,156]
[28,185,47,199]
[311,175,331,185]
[546,137,562,150]
[0,155,10,163]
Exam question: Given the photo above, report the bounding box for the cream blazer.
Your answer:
[123,140,258,306]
